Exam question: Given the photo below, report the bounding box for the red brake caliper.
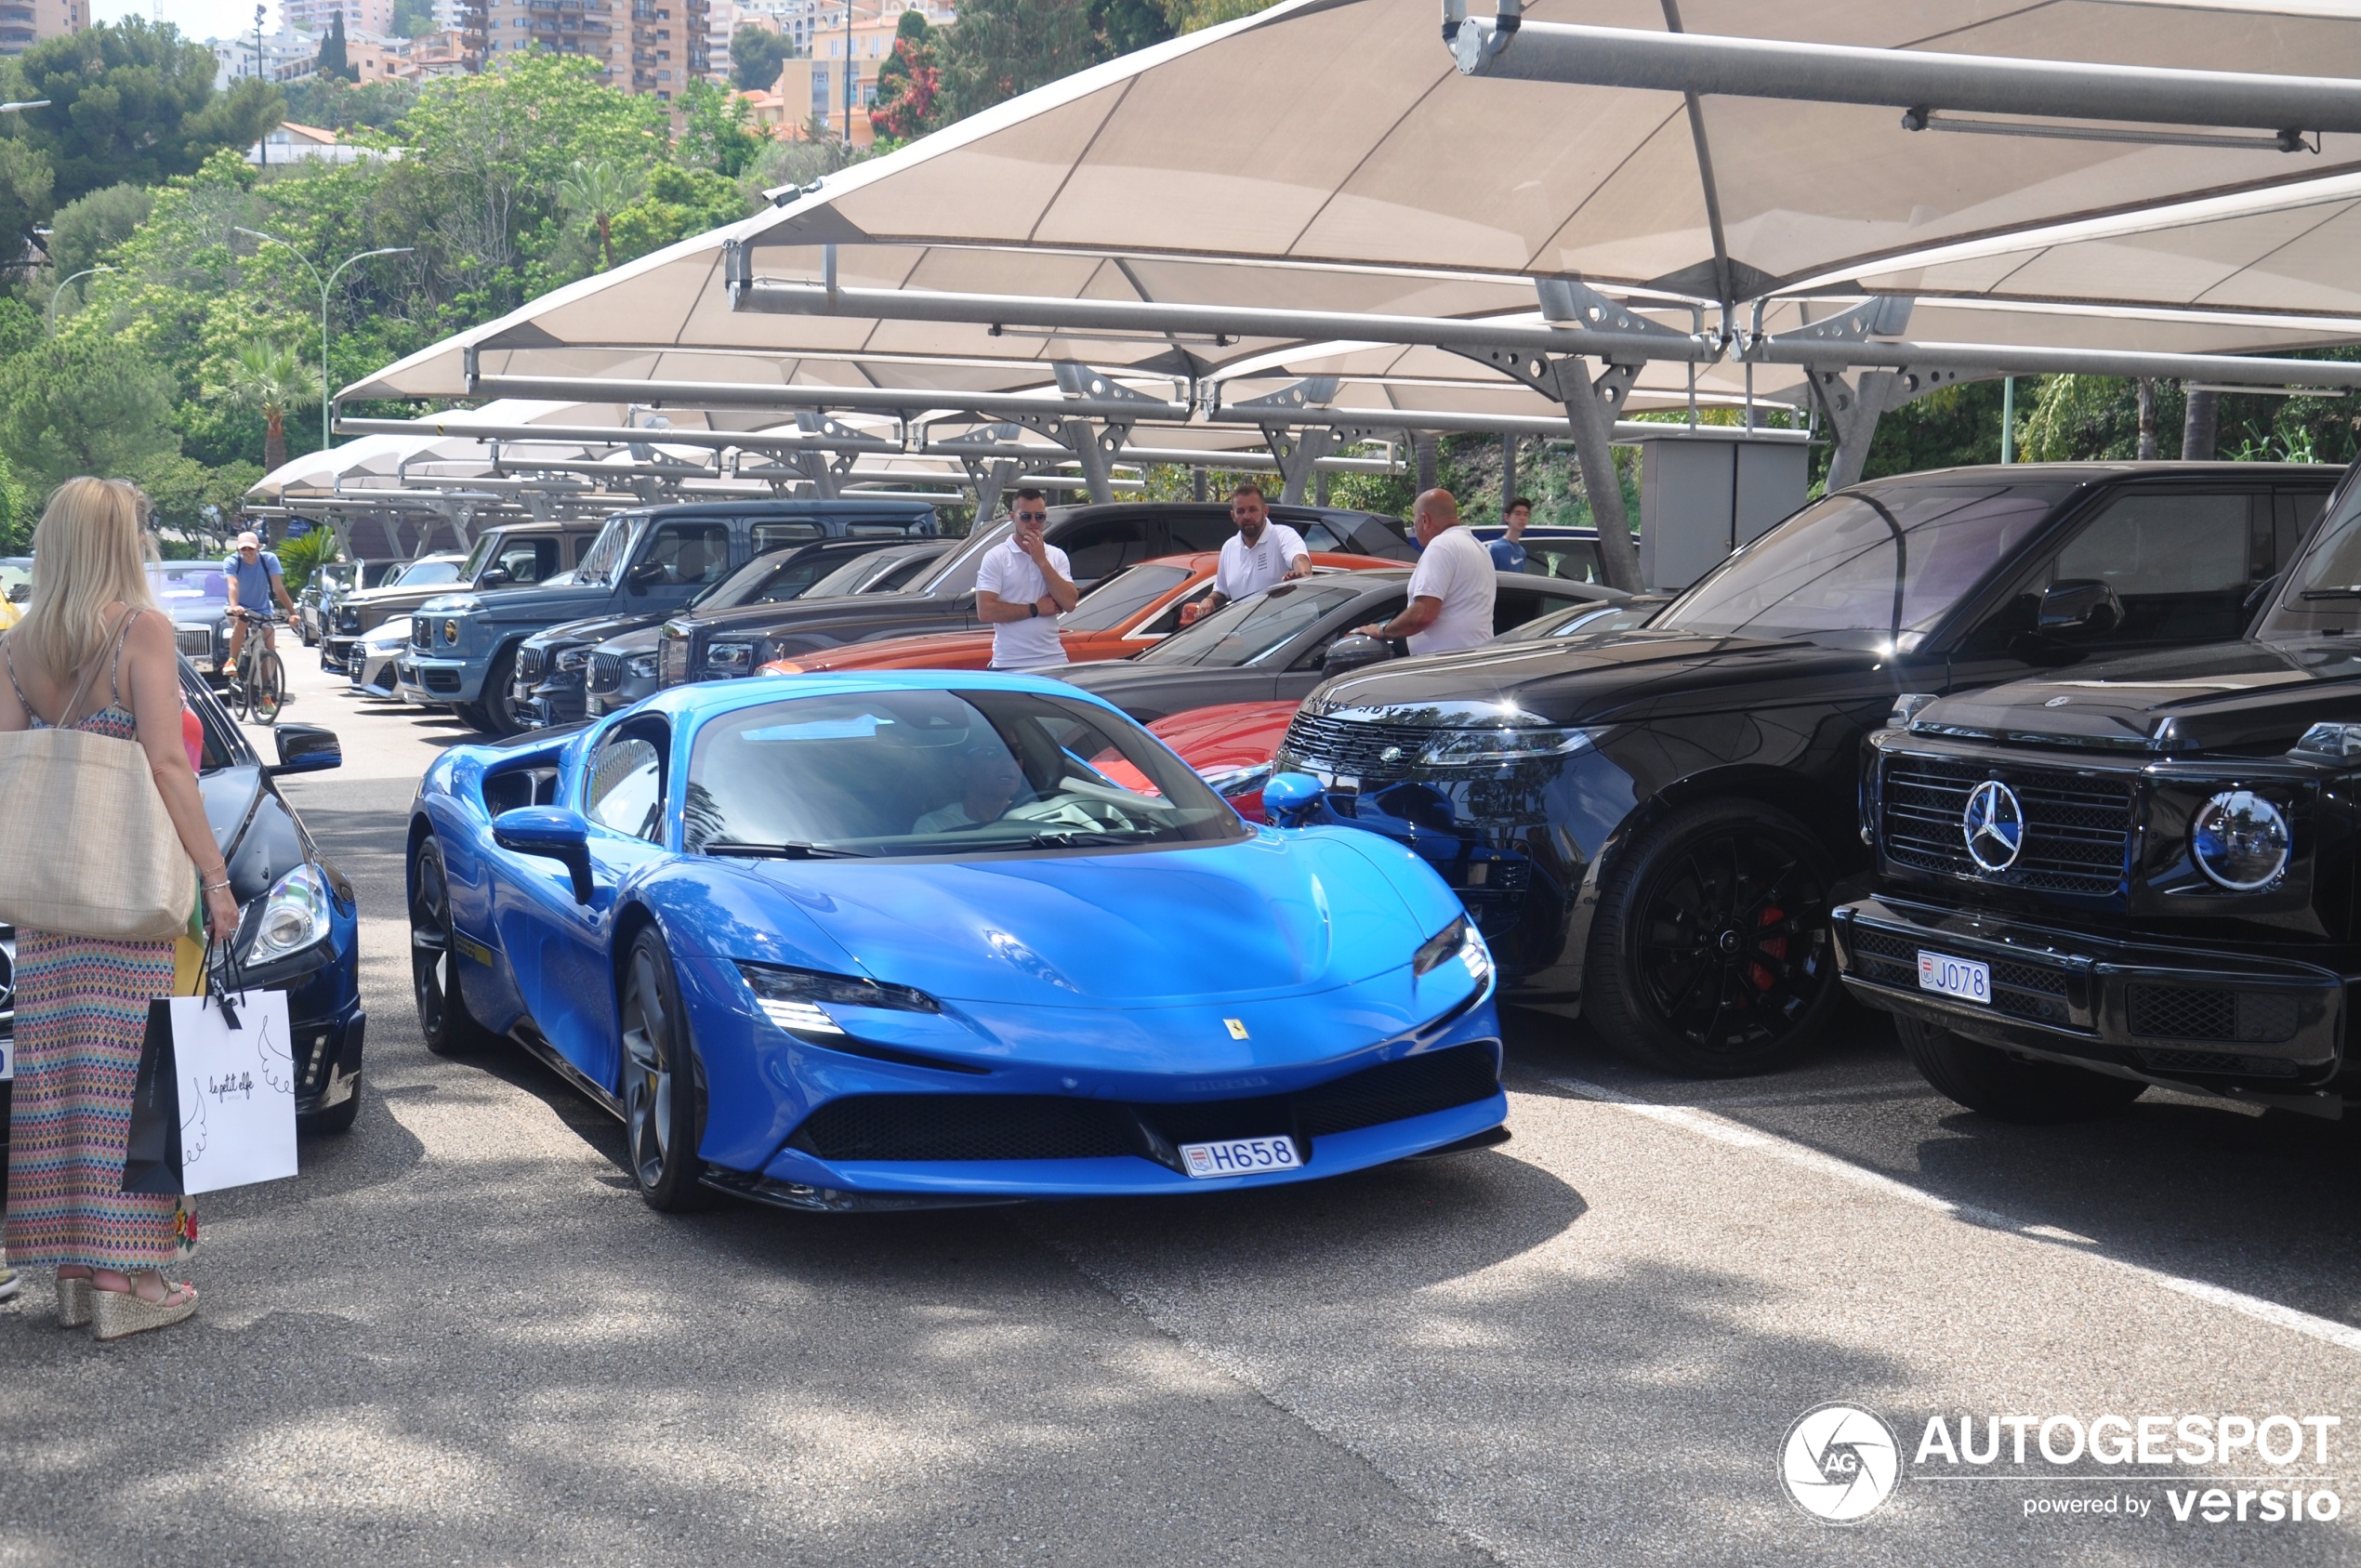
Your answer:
[1750,905,1787,991]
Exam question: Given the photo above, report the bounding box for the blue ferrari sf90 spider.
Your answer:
[407,673,1504,1211]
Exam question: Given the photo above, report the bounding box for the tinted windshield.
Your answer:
[1135,581,1368,667]
[684,688,1246,859]
[1655,481,2073,650]
[399,558,463,587]
[458,532,497,582]
[2260,476,2361,639]
[1064,563,1193,632]
[149,566,228,601]
[917,521,1011,598]
[574,514,642,586]
[697,548,801,611]
[1500,601,1655,642]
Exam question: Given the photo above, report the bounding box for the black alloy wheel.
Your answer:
[1586,799,1841,1077]
[411,835,497,1057]
[467,645,526,739]
[1897,1017,2146,1123]
[618,927,710,1211]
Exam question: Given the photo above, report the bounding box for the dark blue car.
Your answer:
[406,673,1505,1211]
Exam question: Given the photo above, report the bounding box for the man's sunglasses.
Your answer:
[1013,510,1049,522]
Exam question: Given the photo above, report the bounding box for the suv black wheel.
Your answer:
[618,926,711,1211]
[411,835,498,1057]
[467,645,526,739]
[1586,799,1840,1077]
[1898,1017,2146,1123]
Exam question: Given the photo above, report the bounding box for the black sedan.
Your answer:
[1061,570,1617,723]
[584,538,952,718]
[1,659,364,1205]
[513,536,935,729]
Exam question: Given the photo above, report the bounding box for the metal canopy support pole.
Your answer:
[1500,431,1518,517]
[1228,377,1345,506]
[962,454,1021,527]
[1808,369,1899,493]
[1414,435,1439,494]
[1556,360,1643,592]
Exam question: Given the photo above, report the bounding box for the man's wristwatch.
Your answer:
[1027,604,1040,618]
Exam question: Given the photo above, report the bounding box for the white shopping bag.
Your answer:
[165,989,298,1196]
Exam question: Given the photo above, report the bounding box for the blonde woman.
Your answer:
[0,479,239,1342]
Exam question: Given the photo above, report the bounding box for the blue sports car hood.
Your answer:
[739,829,1446,1008]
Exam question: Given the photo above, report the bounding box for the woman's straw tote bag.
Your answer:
[0,722,192,941]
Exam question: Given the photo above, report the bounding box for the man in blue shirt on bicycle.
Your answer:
[223,530,297,688]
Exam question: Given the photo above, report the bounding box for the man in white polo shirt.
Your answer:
[1353,488,1496,655]
[1180,481,1310,625]
[974,489,1079,670]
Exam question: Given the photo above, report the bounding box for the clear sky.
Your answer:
[91,0,283,45]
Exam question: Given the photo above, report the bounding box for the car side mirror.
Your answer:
[267,723,341,777]
[627,561,666,591]
[479,567,513,589]
[1322,633,1396,676]
[1261,771,1324,827]
[493,806,595,903]
[2037,579,2124,638]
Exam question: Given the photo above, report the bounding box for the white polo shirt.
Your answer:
[1404,524,1497,655]
[975,537,1073,669]
[1214,522,1309,606]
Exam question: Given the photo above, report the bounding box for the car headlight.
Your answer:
[1411,914,1490,982]
[736,960,941,1036]
[2191,790,2290,891]
[554,646,590,672]
[1418,726,1596,767]
[626,652,660,679]
[240,864,331,964]
[706,639,756,675]
[1199,762,1273,797]
[442,619,461,644]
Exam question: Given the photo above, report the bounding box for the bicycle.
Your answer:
[227,607,285,726]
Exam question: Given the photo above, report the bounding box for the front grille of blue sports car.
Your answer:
[786,1041,1500,1168]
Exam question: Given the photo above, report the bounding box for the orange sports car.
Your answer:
[757,550,1400,676]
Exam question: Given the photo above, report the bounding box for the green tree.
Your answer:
[0,139,54,264]
[675,79,766,178]
[939,0,1106,120]
[11,19,282,205]
[731,22,795,91]
[391,0,434,37]
[556,155,643,270]
[1094,0,1177,54]
[211,340,320,475]
[274,521,340,592]
[870,10,943,142]
[604,164,755,269]
[0,335,182,489]
[45,180,152,283]
[318,14,356,83]
[280,74,419,132]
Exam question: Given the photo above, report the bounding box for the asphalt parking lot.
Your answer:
[4,654,2356,1567]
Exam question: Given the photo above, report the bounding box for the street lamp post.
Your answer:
[234,229,415,454]
[47,264,113,332]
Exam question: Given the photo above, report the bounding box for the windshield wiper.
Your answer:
[703,840,865,860]
[1024,828,1154,849]
[2299,586,2361,600]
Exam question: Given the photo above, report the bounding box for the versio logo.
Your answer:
[1783,1403,1903,1523]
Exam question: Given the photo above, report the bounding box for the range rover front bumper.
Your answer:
[1834,895,2353,1110]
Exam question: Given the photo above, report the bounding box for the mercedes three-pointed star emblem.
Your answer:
[1961,779,2025,873]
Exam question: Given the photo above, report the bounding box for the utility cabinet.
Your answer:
[1636,433,1811,593]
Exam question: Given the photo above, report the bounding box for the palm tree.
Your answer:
[214,341,321,476]
[558,158,643,272]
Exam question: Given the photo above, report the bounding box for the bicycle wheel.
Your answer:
[233,649,254,721]
[253,651,285,725]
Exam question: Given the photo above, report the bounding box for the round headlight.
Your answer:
[2191,790,2290,891]
[442,619,460,644]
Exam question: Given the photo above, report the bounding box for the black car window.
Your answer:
[752,520,825,553]
[1060,519,1147,585]
[1491,584,1575,634]
[1525,541,1604,584]
[2276,490,2326,573]
[869,548,945,591]
[571,534,598,566]
[1337,516,1418,562]
[1063,563,1193,633]
[637,521,732,587]
[1138,581,1373,668]
[1162,513,1235,554]
[494,539,559,584]
[917,521,1009,599]
[1657,481,2074,651]
[585,727,666,842]
[683,688,1244,859]
[1965,490,2263,654]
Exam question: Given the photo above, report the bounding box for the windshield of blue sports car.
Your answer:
[1654,480,2075,650]
[682,689,1247,859]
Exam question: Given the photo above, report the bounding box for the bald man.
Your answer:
[1354,488,1497,654]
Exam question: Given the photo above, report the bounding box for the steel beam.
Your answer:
[1442,11,2361,137]
[1747,337,2361,389]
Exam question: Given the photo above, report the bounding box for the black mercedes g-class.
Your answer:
[1839,464,2361,1123]
[1270,463,2338,1078]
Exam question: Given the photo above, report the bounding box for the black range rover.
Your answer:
[1270,463,2338,1077]
[1839,468,2361,1122]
